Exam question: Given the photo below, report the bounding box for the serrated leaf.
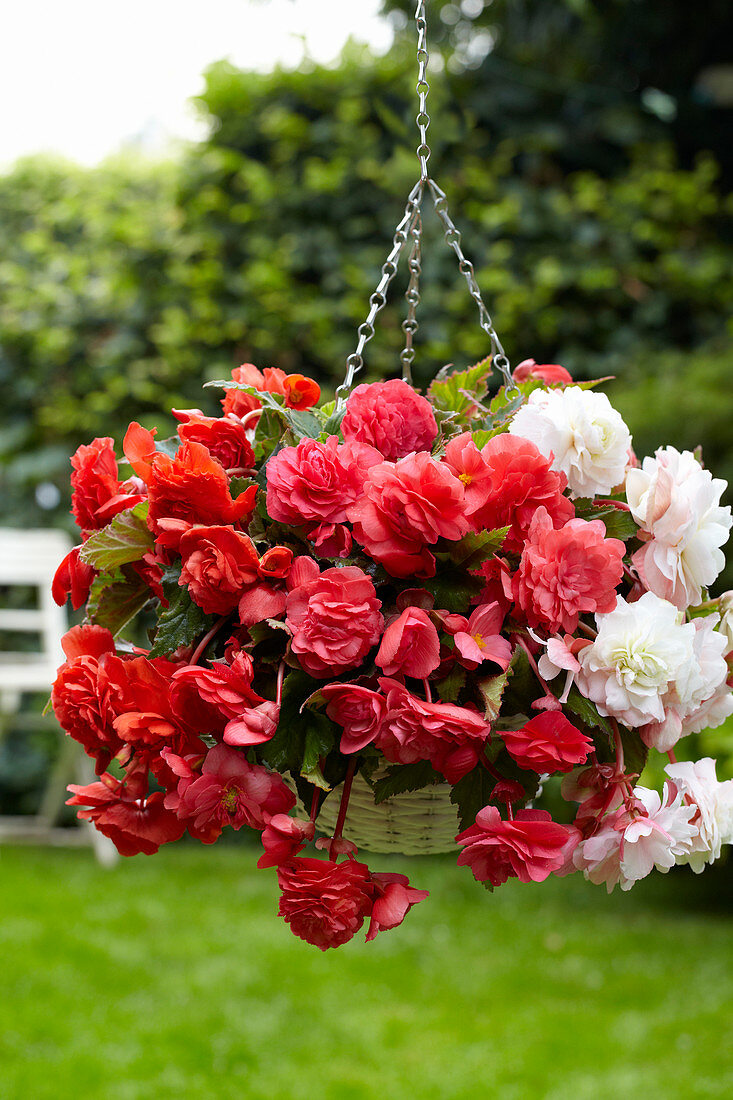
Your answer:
[300,712,340,790]
[424,569,484,613]
[428,357,493,419]
[149,563,214,658]
[373,760,443,804]
[86,566,151,637]
[450,765,495,832]
[564,686,613,737]
[433,665,466,704]
[448,527,508,569]
[79,503,152,571]
[477,669,510,723]
[572,498,639,541]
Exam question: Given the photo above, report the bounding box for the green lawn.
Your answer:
[1,844,731,1100]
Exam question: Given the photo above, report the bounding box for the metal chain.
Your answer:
[336,180,423,402]
[415,0,431,182]
[428,178,516,393]
[399,211,422,384]
[340,0,516,397]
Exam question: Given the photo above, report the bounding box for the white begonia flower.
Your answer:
[576,592,697,729]
[508,385,632,498]
[665,757,733,873]
[639,614,732,751]
[619,784,697,885]
[626,446,732,610]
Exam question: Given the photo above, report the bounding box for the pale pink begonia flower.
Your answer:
[665,757,733,872]
[619,784,697,884]
[627,446,731,610]
[453,602,513,670]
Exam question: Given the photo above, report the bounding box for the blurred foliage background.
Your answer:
[0,0,731,812]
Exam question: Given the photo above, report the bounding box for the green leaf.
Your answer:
[79,503,152,572]
[573,498,639,541]
[477,669,511,724]
[428,357,493,419]
[564,686,613,737]
[373,760,443,804]
[424,569,484,613]
[86,565,151,637]
[450,765,495,832]
[321,401,346,436]
[149,563,215,658]
[619,725,648,779]
[433,665,466,704]
[258,670,317,775]
[300,712,340,790]
[448,527,508,569]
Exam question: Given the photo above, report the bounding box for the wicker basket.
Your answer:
[292,772,460,855]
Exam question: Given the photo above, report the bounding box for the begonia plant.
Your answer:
[51,357,733,948]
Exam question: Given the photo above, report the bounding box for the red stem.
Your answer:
[332,759,357,844]
[422,678,432,703]
[309,784,321,824]
[594,498,631,512]
[239,409,262,429]
[276,661,286,705]
[225,467,256,478]
[191,616,229,665]
[513,635,554,699]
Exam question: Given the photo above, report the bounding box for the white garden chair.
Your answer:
[0,528,117,864]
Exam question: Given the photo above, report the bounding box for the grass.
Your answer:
[1,843,732,1100]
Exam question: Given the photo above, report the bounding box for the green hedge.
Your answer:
[0,49,730,537]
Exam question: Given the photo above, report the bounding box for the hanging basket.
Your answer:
[293,771,460,855]
[49,0,733,952]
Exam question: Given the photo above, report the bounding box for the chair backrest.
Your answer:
[0,528,72,693]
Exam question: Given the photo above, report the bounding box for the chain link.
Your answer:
[336,180,423,402]
[428,178,516,393]
[340,0,516,398]
[399,211,422,384]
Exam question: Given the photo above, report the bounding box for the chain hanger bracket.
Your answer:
[339,0,516,402]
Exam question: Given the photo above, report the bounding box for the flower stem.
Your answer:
[309,782,321,824]
[276,661,286,705]
[513,635,554,700]
[191,616,229,665]
[422,678,432,703]
[332,759,357,845]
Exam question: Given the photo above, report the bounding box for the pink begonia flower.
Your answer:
[341,378,437,461]
[375,607,441,678]
[513,507,625,634]
[348,451,469,578]
[572,812,627,892]
[170,653,264,738]
[307,522,353,558]
[501,711,593,774]
[441,433,494,519]
[286,566,384,679]
[665,758,733,872]
[257,814,315,869]
[453,602,513,670]
[364,872,429,941]
[277,857,374,950]
[512,359,572,385]
[320,683,386,753]
[469,434,574,554]
[169,744,295,842]
[265,435,381,528]
[223,701,280,747]
[627,446,731,610]
[456,806,579,887]
[376,677,490,783]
